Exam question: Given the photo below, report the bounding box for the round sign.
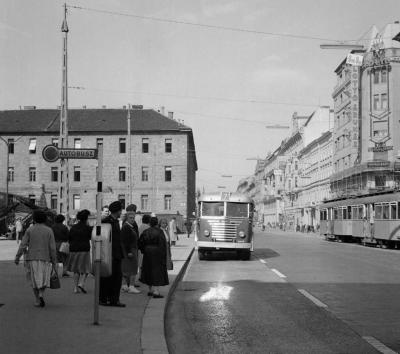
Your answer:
[42,144,59,162]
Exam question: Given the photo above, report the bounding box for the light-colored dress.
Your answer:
[169,220,178,242]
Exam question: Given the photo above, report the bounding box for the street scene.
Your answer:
[2,0,400,353]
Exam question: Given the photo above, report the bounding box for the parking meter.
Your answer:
[91,223,112,277]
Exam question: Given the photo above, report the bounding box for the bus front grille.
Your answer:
[209,218,243,240]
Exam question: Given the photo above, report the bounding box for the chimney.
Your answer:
[132,105,143,110]
[161,106,165,115]
[102,105,106,109]
[168,111,174,120]
[123,105,126,110]
[82,105,87,109]
[23,105,36,110]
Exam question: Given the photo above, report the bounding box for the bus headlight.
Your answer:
[238,231,246,238]
[204,230,210,237]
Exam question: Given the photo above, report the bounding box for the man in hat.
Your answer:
[100,200,126,307]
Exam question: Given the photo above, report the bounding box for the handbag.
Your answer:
[50,265,61,289]
[59,241,70,254]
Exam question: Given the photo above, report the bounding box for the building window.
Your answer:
[165,138,172,153]
[373,120,388,139]
[381,70,387,83]
[8,139,14,154]
[73,194,80,210]
[375,175,386,188]
[119,138,126,153]
[29,138,36,153]
[373,94,379,110]
[119,167,126,182]
[381,93,387,110]
[74,138,81,148]
[8,167,14,182]
[165,166,172,182]
[28,194,36,205]
[164,195,172,210]
[142,166,149,181]
[295,177,298,188]
[52,138,59,147]
[96,138,103,149]
[118,194,126,210]
[51,167,58,182]
[141,194,149,210]
[74,166,80,182]
[51,194,57,210]
[142,138,149,153]
[29,167,36,182]
[374,71,380,84]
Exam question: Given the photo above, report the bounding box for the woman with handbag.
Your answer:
[66,209,93,294]
[14,210,57,307]
[51,214,70,277]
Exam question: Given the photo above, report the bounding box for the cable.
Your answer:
[67,5,345,43]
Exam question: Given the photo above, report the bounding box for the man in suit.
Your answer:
[99,200,126,307]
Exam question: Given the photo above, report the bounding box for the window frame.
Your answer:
[165,166,172,182]
[119,167,126,182]
[119,138,126,153]
[142,138,149,153]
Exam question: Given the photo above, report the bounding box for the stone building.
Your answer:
[0,107,197,220]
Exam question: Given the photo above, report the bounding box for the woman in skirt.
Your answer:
[66,209,93,293]
[15,210,57,307]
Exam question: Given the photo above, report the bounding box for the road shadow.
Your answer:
[253,248,280,259]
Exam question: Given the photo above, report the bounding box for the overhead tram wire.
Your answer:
[67,5,347,44]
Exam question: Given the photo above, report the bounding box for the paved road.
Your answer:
[166,230,400,353]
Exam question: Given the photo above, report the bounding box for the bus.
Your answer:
[195,192,254,260]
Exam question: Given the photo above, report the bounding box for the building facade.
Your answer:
[0,108,197,220]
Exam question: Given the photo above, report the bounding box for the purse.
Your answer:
[59,242,70,254]
[50,265,61,289]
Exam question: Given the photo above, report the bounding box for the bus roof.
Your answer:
[198,192,253,203]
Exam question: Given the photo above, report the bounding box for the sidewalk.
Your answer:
[0,234,194,354]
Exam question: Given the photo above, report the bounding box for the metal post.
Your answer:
[127,105,132,204]
[93,144,103,325]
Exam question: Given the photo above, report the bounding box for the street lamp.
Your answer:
[0,136,23,208]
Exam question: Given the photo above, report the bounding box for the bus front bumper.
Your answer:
[196,241,251,250]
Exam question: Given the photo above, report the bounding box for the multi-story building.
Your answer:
[0,107,197,220]
[331,22,400,197]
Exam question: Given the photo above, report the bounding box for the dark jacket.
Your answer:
[68,222,93,252]
[52,223,69,244]
[103,215,124,260]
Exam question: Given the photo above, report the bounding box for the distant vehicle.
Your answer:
[195,192,254,260]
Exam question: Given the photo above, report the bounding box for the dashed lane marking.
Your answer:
[271,268,287,278]
[298,289,328,308]
[259,259,267,264]
[362,336,398,354]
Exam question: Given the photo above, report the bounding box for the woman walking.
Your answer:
[51,214,70,277]
[14,210,57,307]
[66,209,92,294]
[138,217,169,298]
[159,218,173,271]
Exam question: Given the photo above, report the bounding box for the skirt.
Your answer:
[25,260,52,289]
[121,250,138,277]
[66,251,91,273]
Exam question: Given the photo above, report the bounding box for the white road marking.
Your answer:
[298,289,328,308]
[362,336,398,354]
[271,268,287,278]
[259,259,267,264]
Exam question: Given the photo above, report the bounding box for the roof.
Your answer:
[0,108,191,134]
[321,191,400,209]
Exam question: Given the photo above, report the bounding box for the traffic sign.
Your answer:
[42,144,98,162]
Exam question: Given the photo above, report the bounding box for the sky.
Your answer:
[1,0,400,192]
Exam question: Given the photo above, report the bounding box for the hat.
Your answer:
[126,204,137,212]
[109,201,122,213]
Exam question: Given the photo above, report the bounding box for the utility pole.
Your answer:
[127,104,132,204]
[59,3,70,222]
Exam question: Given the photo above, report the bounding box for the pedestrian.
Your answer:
[184,219,192,238]
[101,205,110,220]
[136,214,151,286]
[159,218,173,271]
[51,214,70,277]
[15,218,23,244]
[99,200,126,307]
[169,216,178,246]
[139,216,169,298]
[14,210,57,307]
[119,209,127,229]
[121,211,140,294]
[66,209,92,294]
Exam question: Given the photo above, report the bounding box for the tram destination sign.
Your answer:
[42,144,98,162]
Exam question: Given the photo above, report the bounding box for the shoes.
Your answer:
[99,300,109,306]
[34,301,41,307]
[39,296,45,307]
[109,302,126,307]
[128,286,141,294]
[78,285,87,294]
[62,272,70,277]
[121,285,129,293]
[147,292,154,296]
[152,293,164,299]
[133,283,141,288]
[73,287,80,294]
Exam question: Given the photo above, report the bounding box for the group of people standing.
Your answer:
[15,200,174,308]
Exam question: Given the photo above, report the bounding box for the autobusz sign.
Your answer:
[42,144,98,162]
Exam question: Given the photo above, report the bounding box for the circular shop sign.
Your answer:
[42,144,60,162]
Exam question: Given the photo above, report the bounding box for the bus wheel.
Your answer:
[198,250,206,261]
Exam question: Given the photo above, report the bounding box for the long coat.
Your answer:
[121,222,139,275]
[138,226,169,286]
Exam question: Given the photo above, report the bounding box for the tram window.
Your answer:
[226,203,248,217]
[375,205,382,219]
[202,202,224,216]
[359,206,364,219]
[382,204,389,219]
[342,208,347,219]
[320,211,324,220]
[333,208,338,220]
[391,203,397,219]
[352,206,358,219]
[398,202,400,219]
[348,206,352,219]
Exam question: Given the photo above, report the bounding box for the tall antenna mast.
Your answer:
[58,3,70,221]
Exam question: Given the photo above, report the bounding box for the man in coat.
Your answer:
[99,200,126,307]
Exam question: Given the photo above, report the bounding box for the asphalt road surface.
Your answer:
[166,229,400,354]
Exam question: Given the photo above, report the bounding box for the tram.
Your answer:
[320,191,400,248]
[195,192,254,260]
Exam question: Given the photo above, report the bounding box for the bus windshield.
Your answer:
[202,202,224,216]
[226,202,248,217]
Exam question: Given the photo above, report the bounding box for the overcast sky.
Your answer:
[1,0,400,192]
